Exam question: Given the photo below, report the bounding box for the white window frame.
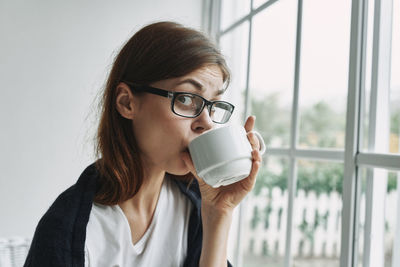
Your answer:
[203,0,400,266]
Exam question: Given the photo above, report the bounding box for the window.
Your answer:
[206,0,400,266]
[357,168,399,267]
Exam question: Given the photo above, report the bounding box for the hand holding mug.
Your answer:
[181,116,265,212]
[188,118,265,188]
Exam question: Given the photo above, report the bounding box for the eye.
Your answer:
[176,94,194,106]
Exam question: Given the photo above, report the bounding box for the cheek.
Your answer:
[133,111,188,154]
[157,119,188,147]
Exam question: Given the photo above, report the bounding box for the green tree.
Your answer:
[299,101,345,148]
[253,159,288,196]
[250,93,291,146]
[297,161,343,195]
[254,158,343,196]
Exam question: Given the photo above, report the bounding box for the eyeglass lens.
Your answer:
[173,93,233,123]
[210,102,233,123]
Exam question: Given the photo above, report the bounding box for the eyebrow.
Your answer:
[176,78,225,96]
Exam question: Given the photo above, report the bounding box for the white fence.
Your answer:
[242,187,397,258]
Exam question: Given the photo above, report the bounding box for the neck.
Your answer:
[118,165,165,217]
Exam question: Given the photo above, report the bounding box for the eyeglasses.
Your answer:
[123,82,235,124]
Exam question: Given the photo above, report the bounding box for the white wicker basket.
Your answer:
[0,237,30,267]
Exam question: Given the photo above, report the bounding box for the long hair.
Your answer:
[94,21,230,205]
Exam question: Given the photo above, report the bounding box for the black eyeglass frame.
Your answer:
[122,82,235,124]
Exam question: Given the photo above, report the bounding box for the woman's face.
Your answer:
[118,65,225,176]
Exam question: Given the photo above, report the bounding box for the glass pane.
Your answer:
[253,0,269,10]
[242,156,289,267]
[293,160,343,267]
[361,0,399,154]
[360,0,376,151]
[249,0,298,148]
[390,0,400,154]
[220,0,251,31]
[220,21,250,125]
[297,0,351,149]
[357,168,399,267]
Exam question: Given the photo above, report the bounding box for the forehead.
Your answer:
[184,65,223,82]
[149,65,225,96]
[174,65,224,94]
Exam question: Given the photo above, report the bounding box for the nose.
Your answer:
[191,107,214,134]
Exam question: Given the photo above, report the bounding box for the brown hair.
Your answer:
[93,21,230,205]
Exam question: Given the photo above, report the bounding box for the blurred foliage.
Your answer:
[253,160,344,196]
[390,108,400,135]
[298,210,329,243]
[388,172,398,192]
[251,206,261,230]
[297,161,343,195]
[264,204,272,229]
[253,160,288,196]
[299,102,345,148]
[251,93,291,147]
[251,94,399,195]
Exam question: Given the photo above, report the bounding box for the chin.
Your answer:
[166,162,191,176]
[167,168,191,176]
[164,154,192,176]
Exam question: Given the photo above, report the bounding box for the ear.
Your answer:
[115,82,136,120]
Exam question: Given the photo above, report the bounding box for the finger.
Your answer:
[247,131,261,151]
[250,150,262,179]
[244,115,256,133]
[252,148,263,163]
[241,150,262,191]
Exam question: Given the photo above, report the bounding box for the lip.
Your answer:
[189,126,221,143]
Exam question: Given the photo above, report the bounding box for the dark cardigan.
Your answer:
[24,162,232,267]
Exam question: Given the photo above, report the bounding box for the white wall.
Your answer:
[0,0,203,238]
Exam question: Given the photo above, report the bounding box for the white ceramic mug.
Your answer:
[188,124,266,188]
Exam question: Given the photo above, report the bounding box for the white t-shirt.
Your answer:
[84,177,193,267]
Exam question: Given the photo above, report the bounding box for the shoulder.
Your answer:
[37,163,98,235]
[25,163,99,266]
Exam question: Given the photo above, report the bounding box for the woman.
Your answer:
[24,21,263,267]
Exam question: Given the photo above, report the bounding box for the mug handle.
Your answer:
[248,131,266,155]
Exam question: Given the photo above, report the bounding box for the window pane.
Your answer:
[220,0,251,31]
[390,0,400,154]
[249,0,298,148]
[361,0,399,154]
[220,21,250,125]
[293,160,343,267]
[242,156,289,267]
[357,168,399,267]
[252,0,269,10]
[297,0,351,149]
[360,0,376,152]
